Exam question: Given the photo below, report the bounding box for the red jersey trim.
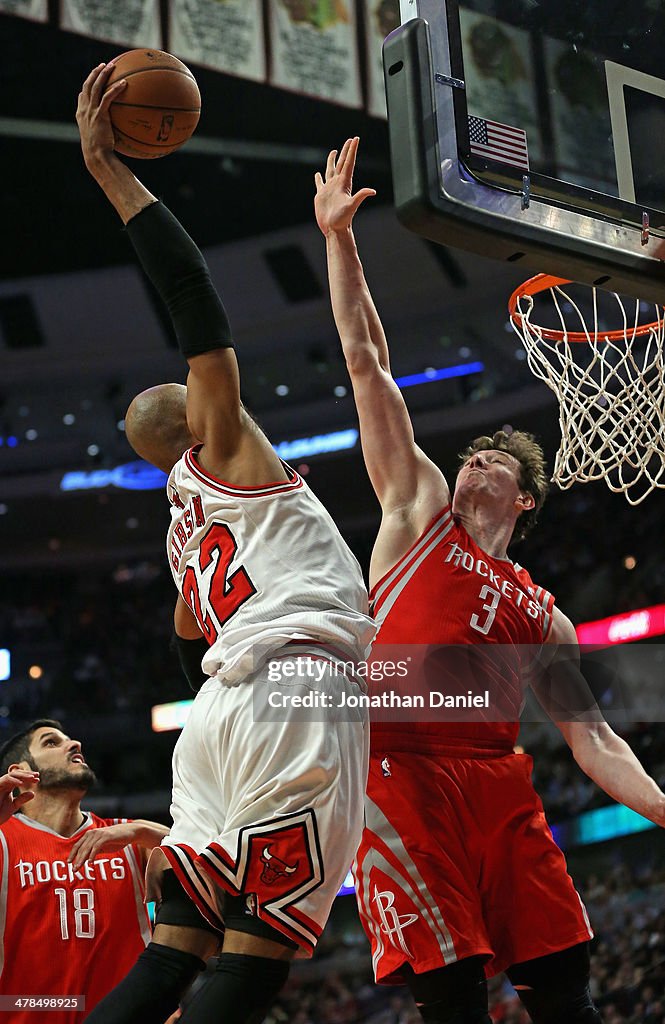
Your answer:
[183,446,303,498]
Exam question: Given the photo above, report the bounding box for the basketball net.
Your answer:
[509,275,665,505]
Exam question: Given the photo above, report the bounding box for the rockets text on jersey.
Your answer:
[0,813,151,1022]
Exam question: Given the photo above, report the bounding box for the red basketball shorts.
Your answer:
[353,749,592,982]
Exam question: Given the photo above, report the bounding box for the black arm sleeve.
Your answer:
[171,633,209,693]
[125,201,233,358]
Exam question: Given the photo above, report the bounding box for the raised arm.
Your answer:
[315,139,449,534]
[76,64,281,481]
[535,607,665,827]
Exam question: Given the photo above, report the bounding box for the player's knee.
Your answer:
[222,893,298,951]
[507,943,601,1024]
[178,952,290,1024]
[154,868,222,957]
[403,957,492,1024]
[513,984,601,1024]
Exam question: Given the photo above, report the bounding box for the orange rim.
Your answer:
[508,273,663,343]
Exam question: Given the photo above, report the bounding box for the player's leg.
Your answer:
[84,867,221,1024]
[354,751,494,1020]
[169,654,369,1023]
[176,907,295,1024]
[402,959,492,1024]
[506,942,602,1023]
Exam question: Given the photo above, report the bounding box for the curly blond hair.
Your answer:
[458,429,549,542]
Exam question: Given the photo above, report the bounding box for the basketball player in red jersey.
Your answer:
[314,138,665,1024]
[76,67,374,1024]
[0,719,168,1024]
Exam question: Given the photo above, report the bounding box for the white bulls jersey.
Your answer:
[167,446,374,683]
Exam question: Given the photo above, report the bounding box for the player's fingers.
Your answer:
[0,770,38,791]
[69,841,93,866]
[314,171,324,192]
[99,78,127,112]
[337,137,355,178]
[350,188,377,214]
[68,835,89,860]
[80,63,107,99]
[13,792,35,810]
[90,61,116,104]
[325,149,337,181]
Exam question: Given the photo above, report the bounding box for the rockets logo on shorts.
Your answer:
[371,885,418,957]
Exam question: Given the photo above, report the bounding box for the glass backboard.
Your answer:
[385,0,665,302]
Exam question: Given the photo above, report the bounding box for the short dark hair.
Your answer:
[0,719,63,776]
[458,429,549,543]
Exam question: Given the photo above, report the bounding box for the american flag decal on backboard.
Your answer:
[468,116,529,171]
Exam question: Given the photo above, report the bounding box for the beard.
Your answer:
[37,764,97,792]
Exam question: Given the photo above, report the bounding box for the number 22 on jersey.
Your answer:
[182,522,257,642]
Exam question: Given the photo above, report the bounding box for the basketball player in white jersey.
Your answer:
[77,65,375,1024]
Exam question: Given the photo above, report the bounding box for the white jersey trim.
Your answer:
[0,830,8,977]
[183,448,303,498]
[125,844,152,947]
[372,516,455,627]
[13,811,93,839]
[371,509,453,611]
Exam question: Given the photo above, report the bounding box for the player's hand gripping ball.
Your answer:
[105,49,201,159]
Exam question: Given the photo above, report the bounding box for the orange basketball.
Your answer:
[105,49,201,159]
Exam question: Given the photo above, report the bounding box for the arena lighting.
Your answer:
[575,603,665,646]
[0,650,9,682]
[272,429,358,460]
[60,462,168,492]
[59,430,360,493]
[551,804,656,849]
[338,868,355,896]
[394,361,485,388]
[151,699,193,732]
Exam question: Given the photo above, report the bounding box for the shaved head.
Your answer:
[125,383,195,473]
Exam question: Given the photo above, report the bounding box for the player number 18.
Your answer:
[54,887,96,939]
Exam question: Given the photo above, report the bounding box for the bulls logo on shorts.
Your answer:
[258,842,299,885]
[199,809,325,949]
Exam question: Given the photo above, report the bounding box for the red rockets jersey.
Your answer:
[0,812,151,1023]
[369,506,555,754]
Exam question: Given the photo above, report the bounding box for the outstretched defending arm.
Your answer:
[536,607,665,826]
[76,63,279,478]
[315,138,449,538]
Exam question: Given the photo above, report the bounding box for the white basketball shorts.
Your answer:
[161,647,369,955]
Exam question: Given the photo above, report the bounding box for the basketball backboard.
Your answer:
[385,0,665,301]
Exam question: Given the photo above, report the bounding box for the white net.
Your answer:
[510,277,665,505]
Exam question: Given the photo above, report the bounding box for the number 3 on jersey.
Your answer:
[182,522,256,642]
[470,584,501,635]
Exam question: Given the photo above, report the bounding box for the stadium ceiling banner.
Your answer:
[268,0,363,108]
[60,0,161,48]
[169,0,266,81]
[362,0,399,119]
[0,0,47,22]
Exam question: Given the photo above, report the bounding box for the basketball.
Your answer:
[105,49,201,159]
